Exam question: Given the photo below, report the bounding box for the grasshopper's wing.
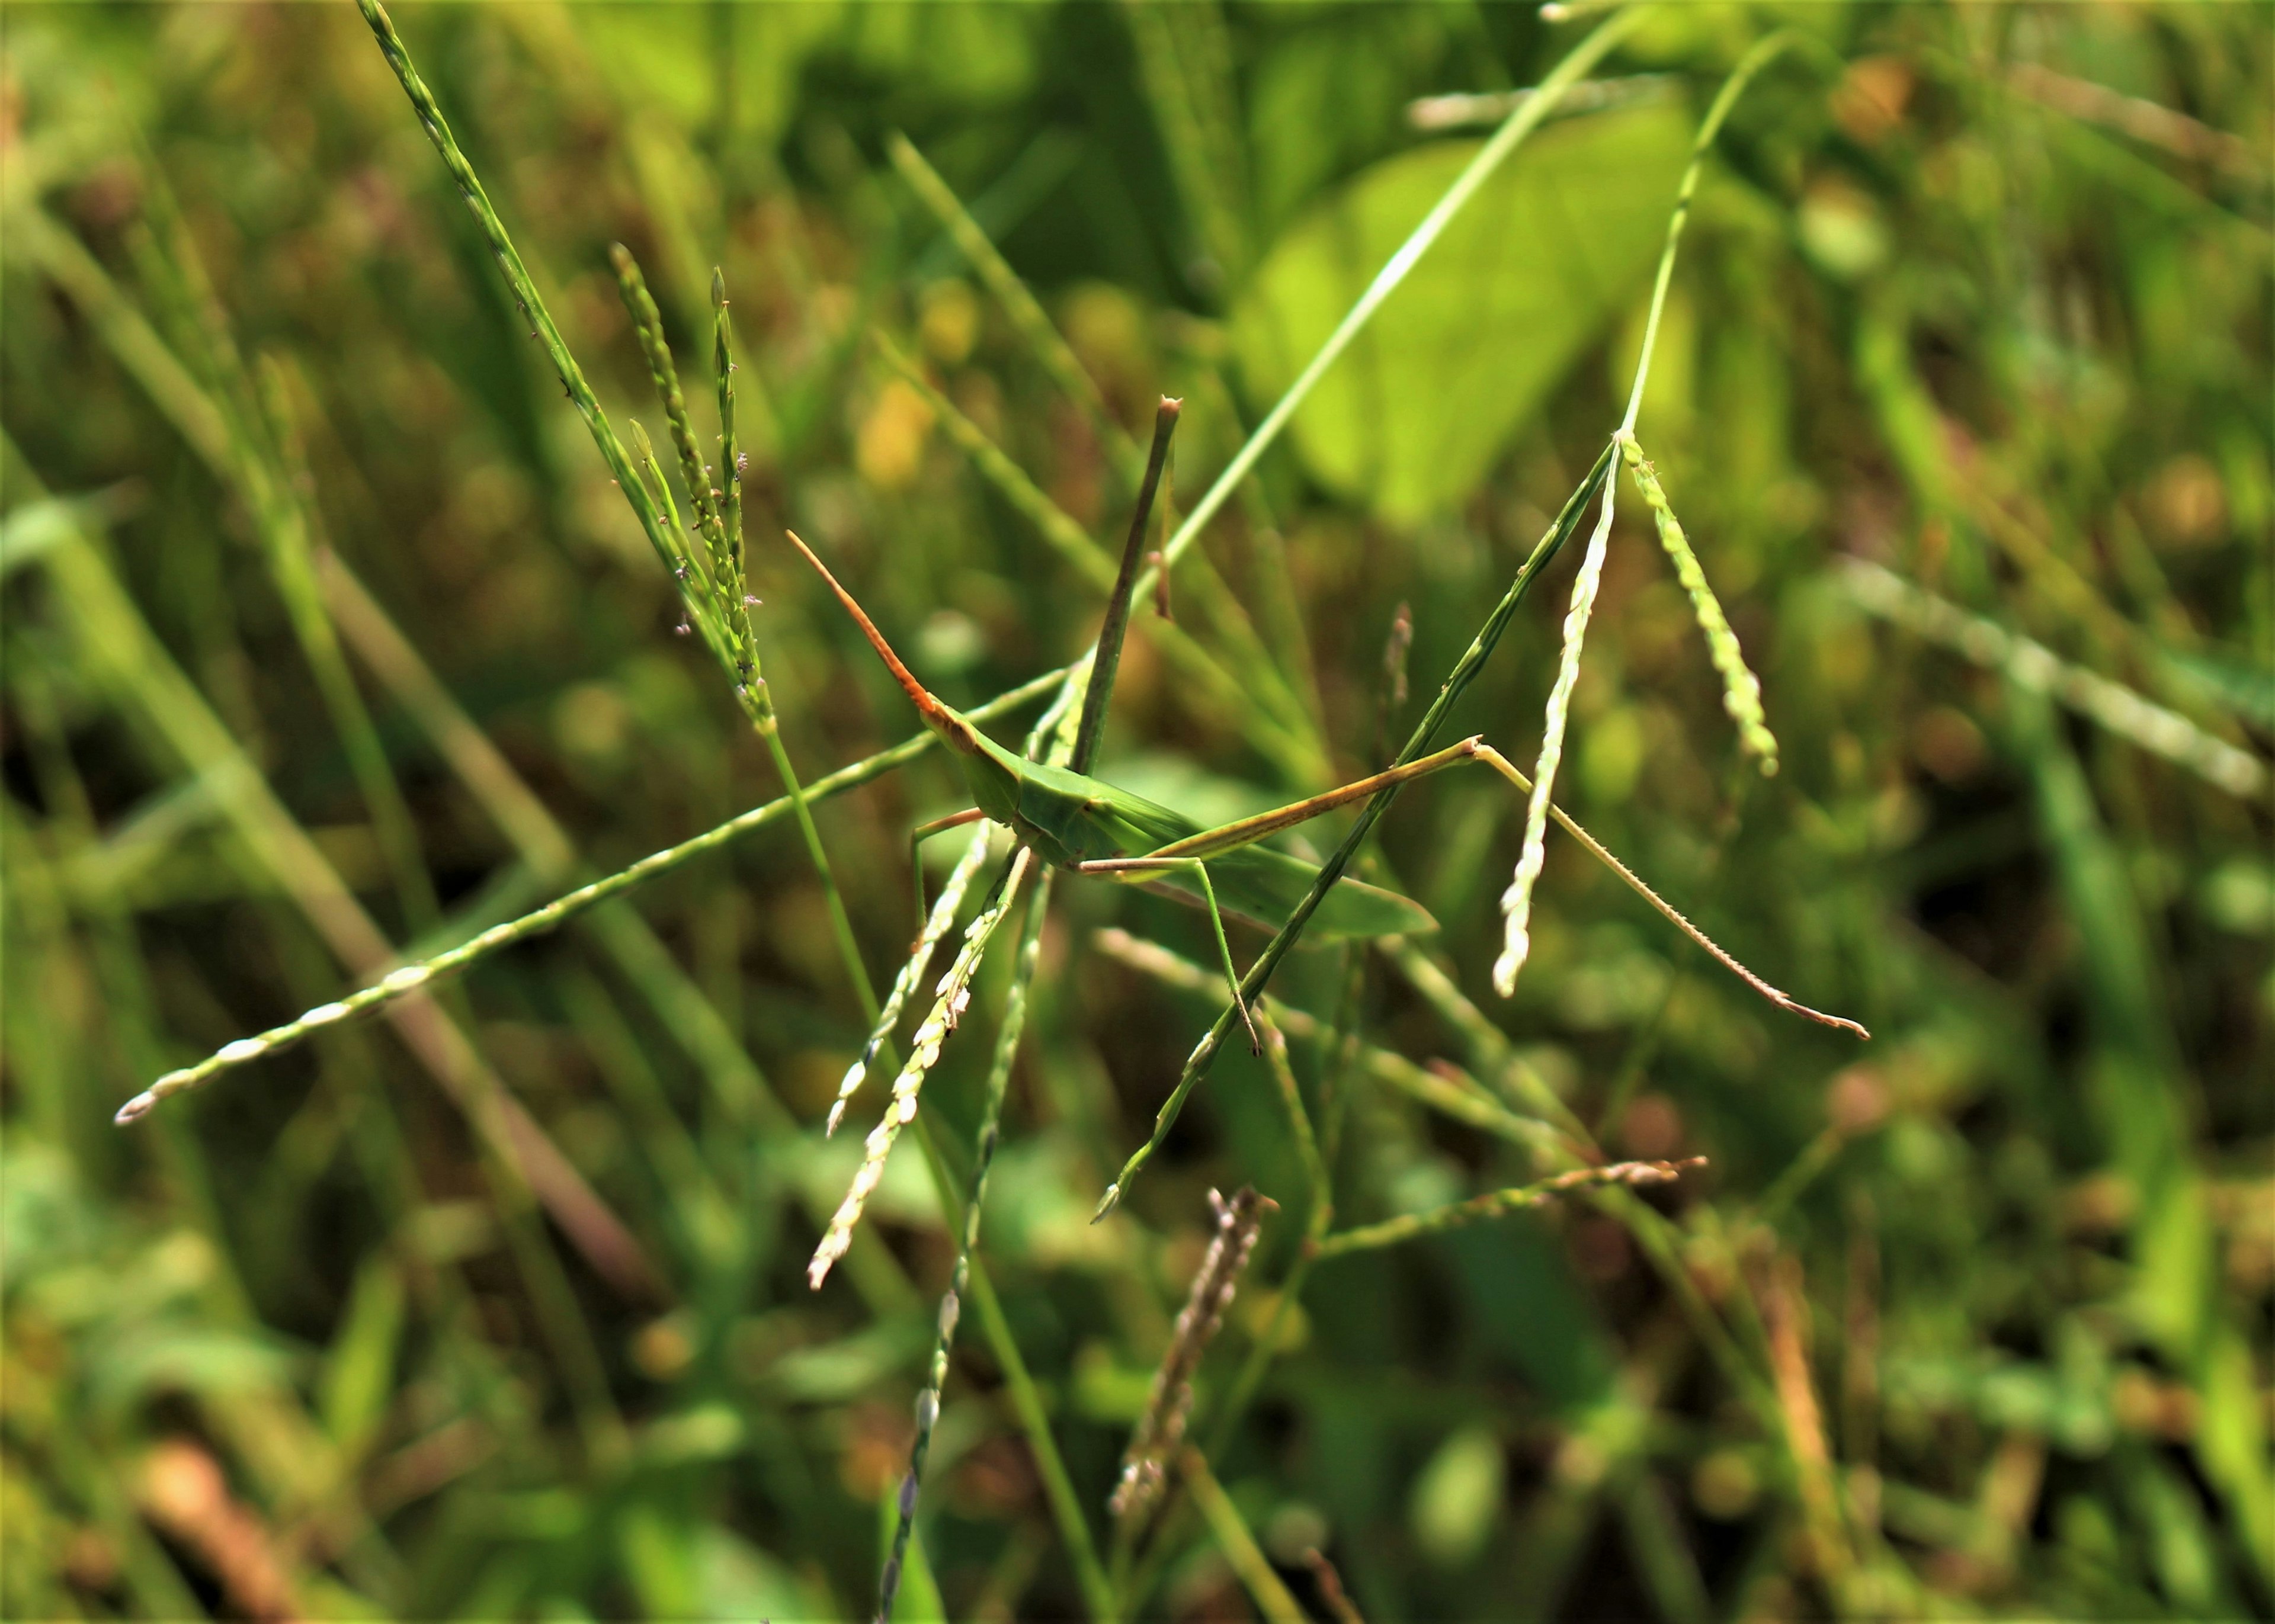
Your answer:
[1021,765,1436,939]
[1204,843,1438,939]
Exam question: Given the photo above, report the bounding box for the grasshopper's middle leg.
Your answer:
[909,808,988,942]
[1074,855,1264,1054]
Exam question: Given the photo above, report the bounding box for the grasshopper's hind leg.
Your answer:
[1076,855,1264,1054]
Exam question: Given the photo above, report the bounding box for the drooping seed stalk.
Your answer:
[1074,11,1656,1221]
[1499,28,1810,997]
[1621,438,1779,771]
[1311,1158,1705,1259]
[1494,470,1617,997]
[1110,1187,1276,1527]
[114,668,1068,1123]
[1092,443,1616,1219]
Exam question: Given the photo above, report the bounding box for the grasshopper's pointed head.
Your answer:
[784,531,982,755]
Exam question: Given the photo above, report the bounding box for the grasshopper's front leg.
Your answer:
[1074,855,1264,1055]
[908,808,988,943]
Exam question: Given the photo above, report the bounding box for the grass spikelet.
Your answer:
[1494,468,1617,997]
[826,823,996,1137]
[711,267,743,570]
[1621,435,1779,774]
[611,242,726,570]
[808,849,1034,1292]
[1110,1185,1276,1526]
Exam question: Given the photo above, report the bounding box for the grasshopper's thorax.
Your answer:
[935,704,1028,832]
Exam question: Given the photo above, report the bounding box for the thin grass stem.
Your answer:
[873,334,1319,780]
[1141,6,1645,590]
[1091,927,1567,1161]
[1254,1009,1330,1233]
[1312,1159,1704,1259]
[1177,1450,1308,1624]
[1619,31,1803,438]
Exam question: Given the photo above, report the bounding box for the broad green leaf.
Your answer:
[1232,105,1692,524]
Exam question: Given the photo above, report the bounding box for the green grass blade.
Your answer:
[116,667,1068,1121]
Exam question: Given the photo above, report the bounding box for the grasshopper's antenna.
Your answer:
[784,529,952,729]
[1072,397,1181,775]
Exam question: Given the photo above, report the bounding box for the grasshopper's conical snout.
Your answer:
[783,530,954,731]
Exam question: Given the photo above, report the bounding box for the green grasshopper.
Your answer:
[784,400,1505,1056]
[791,400,1866,1076]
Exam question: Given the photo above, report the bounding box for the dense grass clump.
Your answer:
[3,5,2268,1621]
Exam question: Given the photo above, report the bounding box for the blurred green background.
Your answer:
[2,3,2269,1620]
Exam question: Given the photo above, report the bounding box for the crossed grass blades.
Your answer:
[92,4,1883,1619]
